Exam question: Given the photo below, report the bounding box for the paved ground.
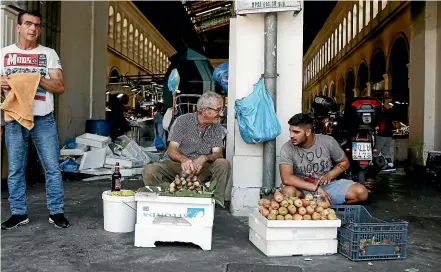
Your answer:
[1,170,440,272]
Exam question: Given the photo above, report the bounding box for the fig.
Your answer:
[175,174,180,179]
[170,182,176,188]
[186,177,191,182]
[263,199,271,209]
[169,186,176,193]
[276,215,285,220]
[301,199,310,207]
[270,200,280,210]
[287,205,297,215]
[298,207,306,216]
[187,181,193,187]
[285,214,293,220]
[261,208,270,217]
[303,214,312,220]
[305,194,314,201]
[174,179,181,185]
[189,185,195,190]
[185,169,192,175]
[180,177,185,182]
[267,214,277,220]
[278,207,288,216]
[327,213,337,220]
[312,212,321,220]
[293,214,303,220]
[193,181,200,187]
[280,200,289,208]
[305,206,315,215]
[315,206,324,213]
[294,199,303,208]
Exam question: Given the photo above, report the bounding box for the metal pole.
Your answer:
[261,12,277,197]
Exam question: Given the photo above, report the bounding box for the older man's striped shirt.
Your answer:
[162,112,226,161]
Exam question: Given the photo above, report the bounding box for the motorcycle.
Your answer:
[311,96,386,184]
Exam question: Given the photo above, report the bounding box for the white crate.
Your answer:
[134,193,215,250]
[249,211,341,257]
[76,133,112,148]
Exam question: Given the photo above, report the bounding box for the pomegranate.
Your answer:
[320,215,328,220]
[258,199,265,206]
[258,206,264,213]
[303,214,312,220]
[270,209,278,215]
[309,201,317,209]
[320,209,330,217]
[301,199,310,207]
[274,191,284,203]
[294,199,303,208]
[298,207,307,216]
[305,206,315,215]
[293,214,303,220]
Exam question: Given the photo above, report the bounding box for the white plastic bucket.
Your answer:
[102,190,137,233]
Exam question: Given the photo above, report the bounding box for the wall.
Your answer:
[58,1,108,143]
[227,8,304,216]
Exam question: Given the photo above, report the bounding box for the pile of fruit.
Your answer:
[169,170,204,193]
[108,190,135,197]
[258,190,338,220]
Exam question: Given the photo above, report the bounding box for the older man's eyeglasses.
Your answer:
[206,107,225,114]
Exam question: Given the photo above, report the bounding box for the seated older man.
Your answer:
[142,91,230,207]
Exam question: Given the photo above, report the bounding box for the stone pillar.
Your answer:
[409,1,441,166]
[383,73,392,90]
[227,9,304,216]
[366,82,373,96]
[58,1,108,144]
[353,88,360,97]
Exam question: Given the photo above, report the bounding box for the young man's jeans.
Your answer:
[5,112,64,215]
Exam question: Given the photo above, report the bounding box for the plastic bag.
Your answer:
[213,62,229,92]
[153,135,165,150]
[234,78,281,144]
[168,68,180,94]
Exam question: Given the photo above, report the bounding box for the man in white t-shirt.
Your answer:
[0,10,69,229]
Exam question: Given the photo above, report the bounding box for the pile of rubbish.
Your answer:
[59,133,160,178]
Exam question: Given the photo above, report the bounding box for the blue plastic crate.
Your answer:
[331,205,408,261]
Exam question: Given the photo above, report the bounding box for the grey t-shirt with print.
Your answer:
[279,134,345,180]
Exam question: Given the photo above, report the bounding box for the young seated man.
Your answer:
[279,113,368,205]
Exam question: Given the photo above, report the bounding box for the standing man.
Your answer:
[142,91,230,207]
[376,102,396,171]
[280,113,368,205]
[0,10,69,229]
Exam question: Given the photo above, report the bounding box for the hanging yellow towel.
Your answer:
[1,73,41,130]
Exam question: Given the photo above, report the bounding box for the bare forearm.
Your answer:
[168,148,190,163]
[204,152,223,162]
[282,175,317,191]
[329,160,349,179]
[39,78,64,94]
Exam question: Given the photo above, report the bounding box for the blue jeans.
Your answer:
[5,112,64,215]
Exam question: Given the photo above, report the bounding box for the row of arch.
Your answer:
[108,4,171,74]
[304,34,410,121]
[304,0,389,86]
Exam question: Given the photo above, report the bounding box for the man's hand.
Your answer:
[318,187,332,204]
[193,155,207,174]
[181,158,196,172]
[318,172,335,185]
[1,76,11,91]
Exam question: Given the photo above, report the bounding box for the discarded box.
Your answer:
[76,133,112,148]
[249,210,341,257]
[134,193,215,251]
[60,144,89,156]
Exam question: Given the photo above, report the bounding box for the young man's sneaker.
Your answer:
[1,214,30,230]
[382,163,396,172]
[49,213,70,228]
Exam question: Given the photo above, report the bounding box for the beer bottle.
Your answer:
[111,162,122,191]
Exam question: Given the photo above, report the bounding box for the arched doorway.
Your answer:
[109,68,121,83]
[345,69,355,104]
[323,85,328,96]
[330,82,336,99]
[336,76,344,104]
[370,49,386,97]
[357,61,369,96]
[389,35,409,124]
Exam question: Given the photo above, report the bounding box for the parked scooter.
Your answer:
[311,96,386,184]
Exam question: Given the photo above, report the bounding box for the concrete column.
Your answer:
[57,1,108,144]
[353,88,360,97]
[366,81,373,96]
[383,73,392,90]
[409,1,441,166]
[227,8,304,216]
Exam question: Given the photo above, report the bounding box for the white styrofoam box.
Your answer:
[105,155,144,168]
[91,145,113,156]
[135,193,215,228]
[230,187,261,216]
[248,211,341,257]
[249,211,340,241]
[134,223,212,251]
[121,141,151,165]
[76,133,112,148]
[60,144,89,156]
[249,228,338,257]
[78,148,107,170]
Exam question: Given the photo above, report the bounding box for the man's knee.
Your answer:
[347,183,369,202]
[282,185,302,197]
[142,163,161,185]
[213,158,231,171]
